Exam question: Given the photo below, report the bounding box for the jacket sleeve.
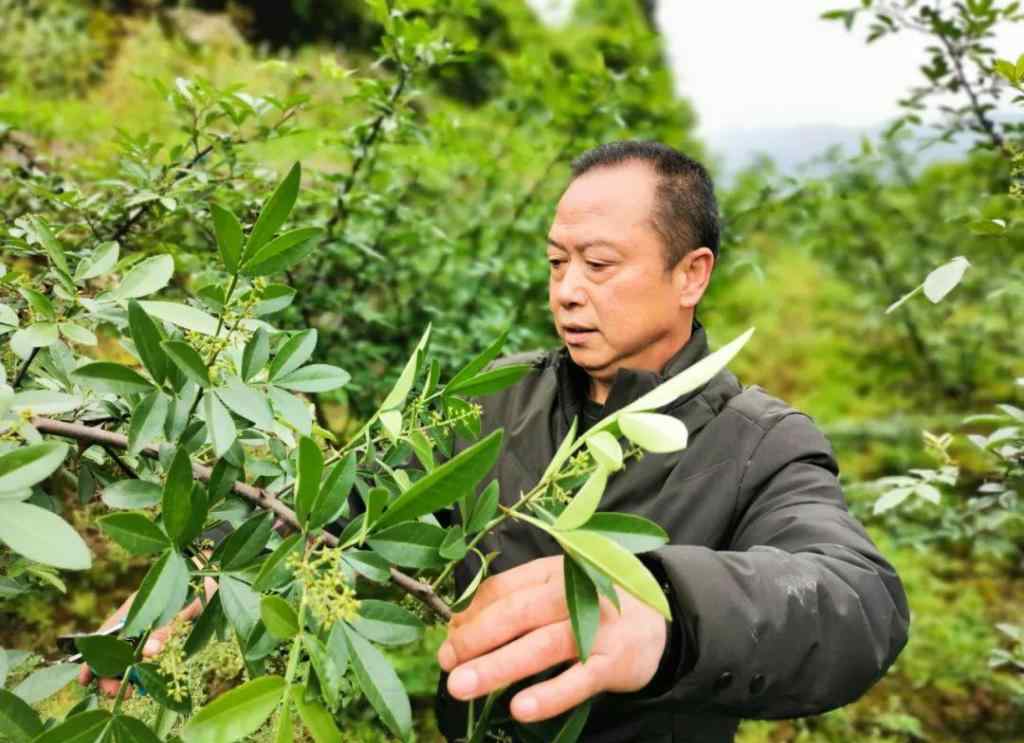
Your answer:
[638,412,910,718]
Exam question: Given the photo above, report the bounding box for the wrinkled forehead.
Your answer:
[549,161,658,248]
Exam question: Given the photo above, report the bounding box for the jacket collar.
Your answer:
[553,320,738,436]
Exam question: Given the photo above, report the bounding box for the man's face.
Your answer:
[547,160,693,394]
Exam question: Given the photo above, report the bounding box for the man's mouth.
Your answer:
[562,324,597,345]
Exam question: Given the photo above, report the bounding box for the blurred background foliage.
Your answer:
[0,0,1021,741]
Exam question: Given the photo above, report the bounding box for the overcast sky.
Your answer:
[527,1,1024,148]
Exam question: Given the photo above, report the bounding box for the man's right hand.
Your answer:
[78,577,217,696]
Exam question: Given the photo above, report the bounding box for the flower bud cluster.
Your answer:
[288,547,360,628]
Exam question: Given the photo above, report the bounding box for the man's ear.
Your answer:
[674,247,715,309]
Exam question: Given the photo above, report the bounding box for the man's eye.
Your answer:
[587,262,608,271]
[549,259,564,269]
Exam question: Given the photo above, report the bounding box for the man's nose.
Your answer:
[555,262,588,307]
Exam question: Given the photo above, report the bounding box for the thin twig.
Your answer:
[30,416,452,621]
[12,348,40,389]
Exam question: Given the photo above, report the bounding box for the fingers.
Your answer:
[452,555,562,628]
[447,620,578,702]
[77,665,93,686]
[440,578,569,671]
[98,677,134,698]
[509,654,612,723]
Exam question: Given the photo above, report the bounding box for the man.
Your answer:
[432,141,910,742]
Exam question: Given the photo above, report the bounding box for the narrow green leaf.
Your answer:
[203,392,237,458]
[216,375,274,430]
[11,663,81,705]
[380,324,431,411]
[341,549,391,583]
[302,635,341,710]
[9,390,82,416]
[162,449,195,548]
[350,600,424,646]
[211,204,243,273]
[58,322,97,346]
[216,511,274,572]
[109,714,163,742]
[540,418,578,485]
[73,361,153,395]
[551,700,592,743]
[252,284,296,316]
[128,300,168,385]
[99,512,170,555]
[446,364,531,397]
[101,480,162,510]
[375,429,503,530]
[0,442,68,492]
[74,635,135,678]
[241,327,271,382]
[586,431,622,471]
[180,675,285,743]
[366,522,446,569]
[242,162,301,263]
[583,513,668,553]
[554,467,608,531]
[290,684,342,743]
[10,323,58,355]
[19,288,54,320]
[138,301,219,336]
[128,390,169,456]
[27,709,109,743]
[274,364,350,393]
[244,227,322,274]
[341,623,412,741]
[28,217,68,275]
[0,688,43,741]
[269,386,312,435]
[563,556,599,661]
[0,502,91,570]
[252,533,302,592]
[260,595,298,640]
[295,436,323,528]
[113,254,175,299]
[619,412,688,453]
[443,328,510,393]
[132,663,192,712]
[466,481,499,534]
[163,341,210,388]
[268,330,317,382]
[243,239,318,277]
[75,241,119,282]
[309,452,355,532]
[439,524,468,561]
[122,549,189,635]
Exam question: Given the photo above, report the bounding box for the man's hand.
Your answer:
[78,576,217,696]
[437,555,668,723]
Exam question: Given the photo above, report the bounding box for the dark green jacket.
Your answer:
[435,325,909,743]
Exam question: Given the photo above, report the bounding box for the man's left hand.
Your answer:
[437,555,668,723]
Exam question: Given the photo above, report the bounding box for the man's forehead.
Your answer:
[549,161,657,241]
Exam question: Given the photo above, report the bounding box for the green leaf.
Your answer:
[101,479,162,510]
[380,324,431,411]
[242,162,302,263]
[269,386,312,436]
[0,688,43,742]
[216,375,274,430]
[923,255,971,303]
[203,392,237,458]
[260,595,298,640]
[350,600,424,646]
[138,301,219,335]
[290,685,342,743]
[75,241,119,282]
[162,449,196,548]
[309,452,356,532]
[9,390,82,416]
[302,635,341,710]
[551,700,592,743]
[252,284,296,316]
[584,513,668,553]
[73,362,153,395]
[184,592,224,658]
[19,288,54,320]
[216,511,274,571]
[243,238,317,277]
[132,663,191,712]
[619,329,754,415]
[128,390,169,456]
[407,429,435,471]
[447,364,531,397]
[294,436,323,528]
[241,327,271,382]
[619,413,688,453]
[341,548,391,583]
[252,532,302,592]
[274,364,350,393]
[341,623,412,740]
[11,663,81,704]
[99,511,170,555]
[439,524,468,561]
[539,418,578,485]
[211,204,243,273]
[375,430,502,530]
[180,675,286,743]
[108,714,163,742]
[243,228,322,274]
[380,410,402,442]
[268,330,317,382]
[58,322,97,346]
[563,555,599,661]
[444,328,511,393]
[28,709,109,742]
[163,341,211,388]
[113,254,175,299]
[0,501,91,570]
[466,481,500,533]
[554,467,608,530]
[586,431,622,471]
[123,550,189,635]
[75,634,135,678]
[220,574,261,642]
[367,521,446,569]
[10,323,58,353]
[128,300,168,385]
[28,217,68,275]
[518,513,670,619]
[0,441,68,492]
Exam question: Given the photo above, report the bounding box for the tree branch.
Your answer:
[31,416,452,621]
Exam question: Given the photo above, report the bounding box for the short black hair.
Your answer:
[569,141,720,268]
